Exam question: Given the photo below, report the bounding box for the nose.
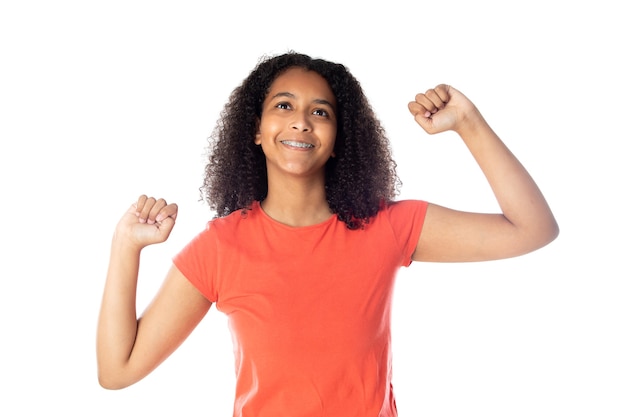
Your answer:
[290,110,311,132]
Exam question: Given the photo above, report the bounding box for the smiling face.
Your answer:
[255,67,337,182]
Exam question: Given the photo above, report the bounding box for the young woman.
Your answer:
[97,52,558,416]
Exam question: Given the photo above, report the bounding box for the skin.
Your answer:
[254,68,338,227]
[96,71,558,389]
[409,84,558,262]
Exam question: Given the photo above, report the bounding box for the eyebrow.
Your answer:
[269,92,336,111]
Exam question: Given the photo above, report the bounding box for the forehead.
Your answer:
[267,67,336,104]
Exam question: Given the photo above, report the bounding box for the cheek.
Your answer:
[255,118,280,143]
[328,127,338,146]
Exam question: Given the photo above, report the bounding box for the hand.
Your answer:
[408,84,482,135]
[115,195,178,249]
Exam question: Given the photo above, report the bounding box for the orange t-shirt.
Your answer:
[173,200,428,417]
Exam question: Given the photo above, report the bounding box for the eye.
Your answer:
[312,108,329,118]
[276,102,291,110]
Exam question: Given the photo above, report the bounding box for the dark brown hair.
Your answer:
[201,51,400,229]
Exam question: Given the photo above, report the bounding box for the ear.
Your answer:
[254,118,262,145]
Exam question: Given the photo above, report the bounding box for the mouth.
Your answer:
[280,140,314,149]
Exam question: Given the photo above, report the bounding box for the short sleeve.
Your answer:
[385,200,429,266]
[172,223,218,302]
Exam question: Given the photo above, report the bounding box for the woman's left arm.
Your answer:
[408,85,559,262]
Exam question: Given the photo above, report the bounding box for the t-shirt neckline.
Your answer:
[253,200,338,231]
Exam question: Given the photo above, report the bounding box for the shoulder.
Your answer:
[175,202,263,263]
[360,199,429,238]
[380,199,429,220]
[208,201,262,230]
[191,202,267,252]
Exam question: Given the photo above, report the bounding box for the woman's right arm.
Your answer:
[96,196,212,389]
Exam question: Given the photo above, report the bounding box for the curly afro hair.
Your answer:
[201,51,401,229]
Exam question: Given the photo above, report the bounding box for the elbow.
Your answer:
[550,221,560,243]
[98,375,127,391]
[544,217,560,246]
[529,218,560,253]
[97,368,134,391]
[508,218,559,259]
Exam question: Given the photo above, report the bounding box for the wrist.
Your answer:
[456,109,491,143]
[111,231,144,255]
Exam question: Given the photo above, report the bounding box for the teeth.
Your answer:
[281,140,314,148]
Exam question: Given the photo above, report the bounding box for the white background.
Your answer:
[1,1,624,416]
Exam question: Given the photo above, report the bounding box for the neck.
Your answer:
[261,176,332,227]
